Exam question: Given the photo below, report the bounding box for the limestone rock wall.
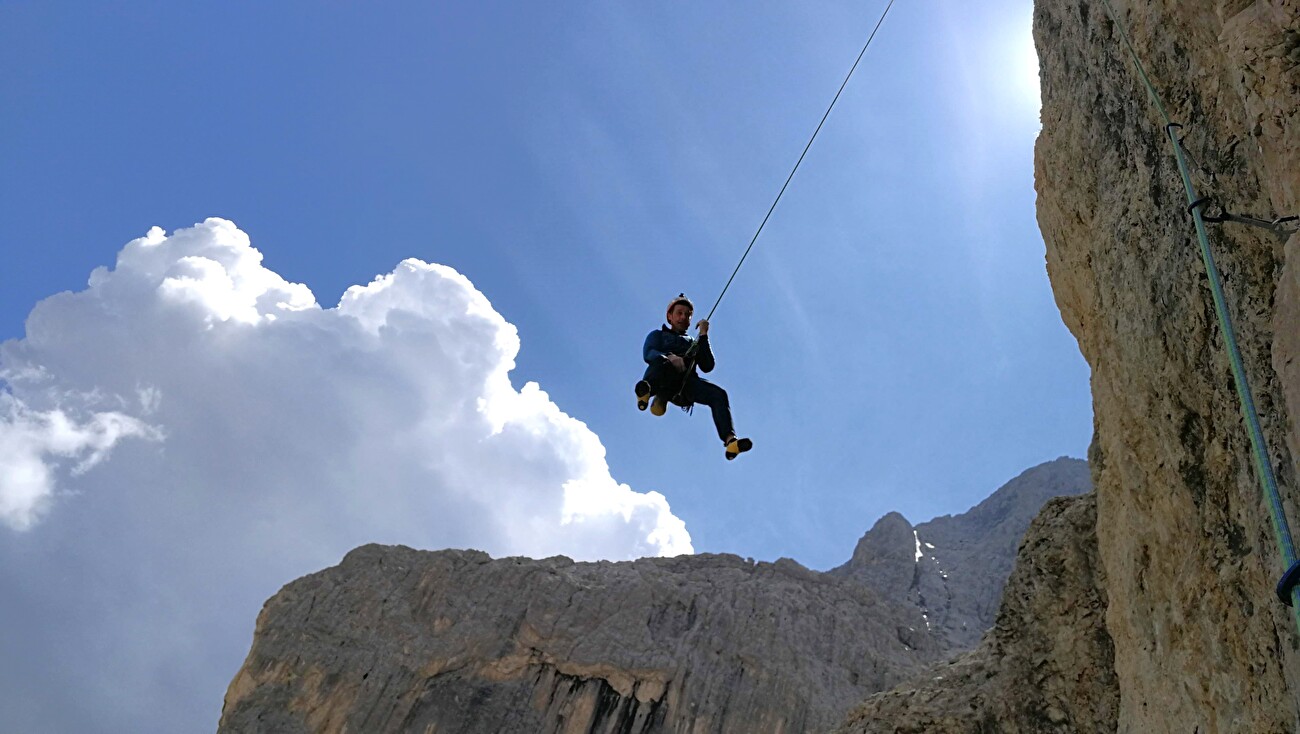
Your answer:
[217,547,945,734]
[832,3,1300,731]
[1034,1,1300,731]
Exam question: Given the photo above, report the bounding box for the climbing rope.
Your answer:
[670,0,897,404]
[701,0,897,324]
[1096,0,1300,624]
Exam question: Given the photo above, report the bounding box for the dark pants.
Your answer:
[642,361,734,442]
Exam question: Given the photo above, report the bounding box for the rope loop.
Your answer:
[1278,560,1300,606]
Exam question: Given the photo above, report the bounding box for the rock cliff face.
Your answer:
[218,461,1085,733]
[830,458,1090,651]
[1037,1,1300,731]
[219,548,943,734]
[839,1,1300,731]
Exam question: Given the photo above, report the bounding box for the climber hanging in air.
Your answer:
[635,294,753,461]
[619,0,897,463]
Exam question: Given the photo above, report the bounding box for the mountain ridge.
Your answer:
[218,457,1090,733]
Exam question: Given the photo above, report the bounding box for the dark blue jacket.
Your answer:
[643,325,715,373]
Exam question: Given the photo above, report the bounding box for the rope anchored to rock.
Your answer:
[1097,0,1300,626]
[1168,127,1300,238]
[1196,199,1300,237]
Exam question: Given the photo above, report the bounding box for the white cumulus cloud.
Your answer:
[0,218,690,734]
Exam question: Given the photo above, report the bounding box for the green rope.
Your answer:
[1096,0,1300,625]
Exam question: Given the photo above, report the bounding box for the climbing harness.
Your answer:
[1097,0,1300,624]
[669,0,897,404]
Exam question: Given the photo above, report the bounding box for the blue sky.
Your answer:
[0,2,1090,731]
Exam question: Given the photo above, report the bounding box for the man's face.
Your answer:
[667,304,692,333]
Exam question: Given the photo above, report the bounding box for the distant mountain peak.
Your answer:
[831,457,1090,649]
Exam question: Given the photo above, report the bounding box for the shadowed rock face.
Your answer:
[830,458,1090,651]
[218,460,1085,734]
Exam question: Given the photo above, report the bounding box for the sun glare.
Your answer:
[1014,30,1042,111]
[982,13,1043,122]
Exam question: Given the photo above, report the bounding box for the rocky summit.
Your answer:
[218,459,1086,733]
[830,457,1091,653]
[834,492,1116,734]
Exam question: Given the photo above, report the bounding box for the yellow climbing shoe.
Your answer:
[650,395,668,416]
[725,437,752,460]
